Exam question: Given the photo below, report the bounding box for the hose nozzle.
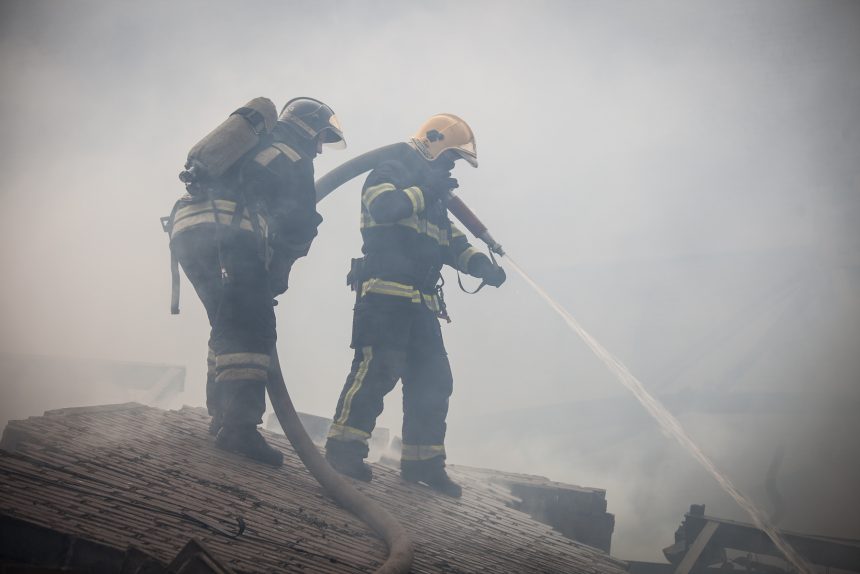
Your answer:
[478,231,505,257]
[445,193,504,257]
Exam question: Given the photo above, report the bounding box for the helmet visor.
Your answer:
[452,141,478,167]
[320,114,346,149]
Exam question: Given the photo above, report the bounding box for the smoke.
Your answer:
[2,0,859,562]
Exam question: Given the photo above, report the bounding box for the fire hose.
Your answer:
[266,351,412,574]
[265,142,504,574]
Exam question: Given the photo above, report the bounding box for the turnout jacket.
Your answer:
[356,150,489,309]
[169,126,322,293]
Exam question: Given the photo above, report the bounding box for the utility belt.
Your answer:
[347,256,450,321]
[161,191,269,315]
[347,253,441,290]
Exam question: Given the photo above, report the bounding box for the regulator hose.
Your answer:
[267,349,413,574]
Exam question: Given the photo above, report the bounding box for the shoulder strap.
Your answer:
[271,142,302,162]
[231,106,268,135]
[169,251,181,314]
[456,269,486,295]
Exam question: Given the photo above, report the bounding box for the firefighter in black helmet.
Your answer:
[168,97,345,467]
[324,114,505,497]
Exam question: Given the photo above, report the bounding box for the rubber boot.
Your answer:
[208,411,224,436]
[401,458,462,498]
[325,439,372,482]
[205,357,221,435]
[216,426,283,467]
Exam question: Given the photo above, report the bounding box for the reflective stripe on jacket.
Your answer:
[169,198,269,240]
[357,154,484,306]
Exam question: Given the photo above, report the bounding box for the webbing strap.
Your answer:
[162,206,182,315]
[170,250,180,315]
[207,195,230,283]
[231,106,267,135]
[457,245,495,295]
[229,195,245,229]
[457,269,486,295]
[236,186,268,268]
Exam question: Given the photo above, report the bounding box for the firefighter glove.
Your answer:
[483,265,506,287]
[438,176,459,191]
[425,168,458,198]
[474,257,506,288]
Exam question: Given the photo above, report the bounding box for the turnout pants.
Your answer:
[171,225,275,428]
[328,295,454,463]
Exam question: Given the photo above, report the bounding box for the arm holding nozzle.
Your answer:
[478,230,505,257]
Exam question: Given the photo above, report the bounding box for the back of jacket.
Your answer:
[170,125,322,268]
[240,125,321,264]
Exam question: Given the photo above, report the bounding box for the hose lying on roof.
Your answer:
[267,349,413,574]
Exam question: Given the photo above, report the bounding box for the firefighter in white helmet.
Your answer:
[324,114,505,497]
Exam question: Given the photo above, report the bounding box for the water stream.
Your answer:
[505,255,813,574]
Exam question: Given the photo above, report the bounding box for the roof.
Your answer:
[663,505,860,573]
[0,353,185,431]
[0,403,628,574]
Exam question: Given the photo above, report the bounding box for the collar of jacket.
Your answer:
[272,122,317,160]
[398,145,450,189]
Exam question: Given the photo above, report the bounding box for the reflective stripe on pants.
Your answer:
[401,443,446,461]
[328,301,452,461]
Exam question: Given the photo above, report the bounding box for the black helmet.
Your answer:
[278,97,346,149]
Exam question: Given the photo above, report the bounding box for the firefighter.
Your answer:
[324,114,506,497]
[168,98,345,467]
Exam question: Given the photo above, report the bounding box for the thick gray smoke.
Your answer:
[1,0,858,562]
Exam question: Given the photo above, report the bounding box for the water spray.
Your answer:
[443,190,812,574]
[503,255,813,574]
